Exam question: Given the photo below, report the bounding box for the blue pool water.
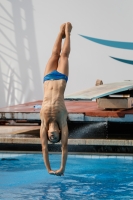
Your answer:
[0,154,133,200]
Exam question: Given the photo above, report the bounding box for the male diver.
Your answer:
[40,22,72,176]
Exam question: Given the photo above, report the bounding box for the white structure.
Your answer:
[0,0,133,107]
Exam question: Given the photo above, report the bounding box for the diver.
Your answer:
[40,22,72,176]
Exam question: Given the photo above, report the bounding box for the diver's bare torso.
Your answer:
[40,79,68,128]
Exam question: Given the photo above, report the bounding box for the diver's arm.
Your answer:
[40,124,55,174]
[55,124,68,176]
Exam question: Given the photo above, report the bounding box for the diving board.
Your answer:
[65,80,133,100]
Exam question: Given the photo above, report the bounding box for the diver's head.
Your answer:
[48,122,61,143]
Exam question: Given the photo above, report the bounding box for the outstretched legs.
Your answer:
[44,22,72,77]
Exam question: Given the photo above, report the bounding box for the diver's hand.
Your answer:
[55,168,64,176]
[48,170,56,175]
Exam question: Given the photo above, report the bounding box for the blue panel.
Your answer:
[79,34,133,50]
[110,56,133,65]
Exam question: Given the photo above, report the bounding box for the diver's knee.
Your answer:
[60,52,69,58]
[51,51,60,59]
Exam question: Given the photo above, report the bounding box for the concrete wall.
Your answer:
[1,0,133,107]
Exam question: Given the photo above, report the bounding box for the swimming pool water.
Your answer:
[0,153,133,200]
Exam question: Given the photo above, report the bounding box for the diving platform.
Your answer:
[0,100,133,123]
[0,80,133,126]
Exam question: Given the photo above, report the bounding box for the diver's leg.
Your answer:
[44,23,66,76]
[57,22,72,77]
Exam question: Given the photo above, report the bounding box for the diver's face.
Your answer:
[48,130,60,143]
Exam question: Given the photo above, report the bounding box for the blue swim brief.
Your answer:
[43,70,68,82]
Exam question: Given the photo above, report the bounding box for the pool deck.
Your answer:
[1,125,133,146]
[0,100,133,153]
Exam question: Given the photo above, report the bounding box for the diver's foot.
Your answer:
[60,23,66,39]
[65,22,72,35]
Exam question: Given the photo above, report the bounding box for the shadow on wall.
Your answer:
[0,62,6,107]
[0,0,42,107]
